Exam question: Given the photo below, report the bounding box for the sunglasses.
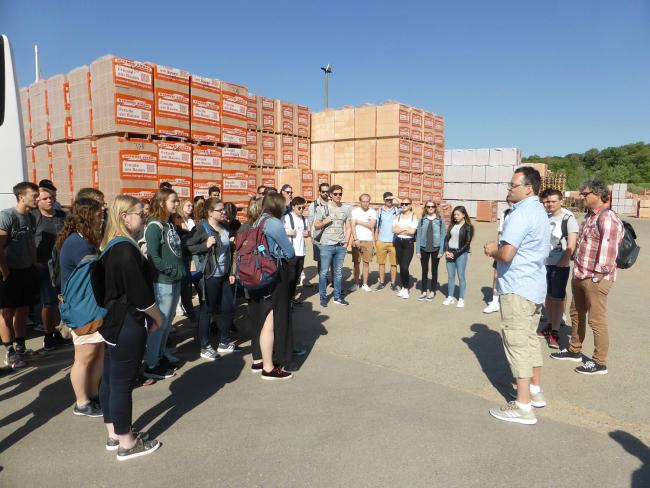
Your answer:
[212,208,226,213]
[331,192,343,196]
[426,205,436,209]
[401,202,412,206]
[296,205,305,210]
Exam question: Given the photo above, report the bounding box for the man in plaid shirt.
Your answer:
[551,179,624,375]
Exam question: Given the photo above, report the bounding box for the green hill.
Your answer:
[523,142,650,193]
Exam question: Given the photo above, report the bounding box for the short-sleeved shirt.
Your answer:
[377,206,401,242]
[314,203,351,246]
[394,213,418,239]
[60,233,97,287]
[283,212,307,257]
[546,211,579,266]
[33,210,66,264]
[496,196,551,304]
[0,208,36,269]
[351,207,377,242]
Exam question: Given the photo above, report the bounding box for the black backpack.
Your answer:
[597,209,640,269]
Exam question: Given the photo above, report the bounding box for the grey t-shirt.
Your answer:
[448,224,462,249]
[314,203,351,245]
[547,211,579,267]
[0,208,36,270]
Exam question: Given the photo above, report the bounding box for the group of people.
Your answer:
[0,167,626,461]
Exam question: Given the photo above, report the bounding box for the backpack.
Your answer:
[596,209,640,269]
[234,215,278,290]
[191,222,224,283]
[312,201,329,244]
[138,221,164,257]
[58,237,135,336]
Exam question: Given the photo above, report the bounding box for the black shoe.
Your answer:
[575,360,608,375]
[261,366,293,381]
[376,282,386,291]
[73,401,103,417]
[251,362,263,374]
[320,299,328,307]
[390,284,398,292]
[159,357,178,371]
[143,365,176,380]
[43,334,58,352]
[333,298,350,306]
[116,438,161,461]
[550,349,582,362]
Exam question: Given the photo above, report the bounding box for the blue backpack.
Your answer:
[59,237,136,336]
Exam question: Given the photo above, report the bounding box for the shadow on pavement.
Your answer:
[609,430,650,488]
[286,301,328,371]
[462,323,513,401]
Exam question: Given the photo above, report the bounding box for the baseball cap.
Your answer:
[39,179,57,192]
[383,192,394,200]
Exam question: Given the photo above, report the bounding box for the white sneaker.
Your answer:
[399,289,409,299]
[361,284,372,292]
[442,297,456,306]
[456,298,465,308]
[483,300,500,313]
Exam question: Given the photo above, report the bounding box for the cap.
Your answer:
[383,192,394,200]
[39,179,57,192]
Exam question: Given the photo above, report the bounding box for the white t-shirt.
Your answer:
[283,212,307,257]
[351,207,377,242]
[394,213,419,239]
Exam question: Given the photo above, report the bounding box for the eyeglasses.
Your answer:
[320,190,330,194]
[127,211,145,218]
[212,208,226,213]
[507,183,528,189]
[579,191,593,197]
[283,190,293,194]
[401,202,411,206]
[425,205,436,209]
[331,192,343,196]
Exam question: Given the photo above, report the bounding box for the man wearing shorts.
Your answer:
[540,189,578,349]
[484,167,550,425]
[0,182,40,369]
[33,185,66,351]
[350,193,377,292]
[374,192,400,291]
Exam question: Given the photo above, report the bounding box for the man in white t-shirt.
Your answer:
[284,196,309,304]
[350,193,377,292]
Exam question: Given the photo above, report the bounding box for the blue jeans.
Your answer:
[147,282,181,367]
[319,244,346,301]
[446,252,469,300]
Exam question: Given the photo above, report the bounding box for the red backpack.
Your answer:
[234,215,278,290]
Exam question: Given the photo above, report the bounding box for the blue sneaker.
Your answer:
[320,299,328,307]
[333,298,350,306]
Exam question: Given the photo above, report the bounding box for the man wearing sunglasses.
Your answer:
[308,183,334,281]
[374,192,401,291]
[281,184,294,215]
[313,185,352,306]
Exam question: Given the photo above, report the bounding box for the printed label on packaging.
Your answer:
[158,142,192,168]
[193,147,222,170]
[247,173,258,190]
[246,131,258,145]
[112,58,153,90]
[434,135,445,147]
[398,186,409,200]
[424,115,434,129]
[156,89,190,120]
[432,178,443,189]
[191,75,221,94]
[247,105,258,121]
[399,140,411,154]
[221,81,247,96]
[119,150,158,180]
[222,93,248,119]
[411,173,422,186]
[121,188,157,200]
[298,154,309,168]
[282,135,293,147]
[262,153,276,166]
[410,187,421,200]
[423,146,434,159]
[434,116,444,132]
[433,163,444,176]
[399,109,410,123]
[302,185,314,200]
[63,81,71,110]
[159,175,192,198]
[282,150,294,163]
[222,171,249,194]
[316,173,330,185]
[297,139,309,152]
[399,126,410,138]
[261,97,274,111]
[92,159,99,188]
[193,179,223,198]
[297,110,309,127]
[399,157,410,170]
[262,114,275,130]
[423,132,434,144]
[301,170,314,183]
[282,104,294,119]
[247,148,258,162]
[422,191,433,202]
[157,125,190,138]
[155,65,190,85]
[282,120,294,133]
[262,136,275,150]
[434,150,444,162]
[221,126,247,145]
[422,176,434,188]
[411,129,422,142]
[411,112,423,127]
[191,97,220,125]
[412,143,423,156]
[222,147,247,163]
[399,172,411,184]
[411,158,423,172]
[65,116,73,140]
[423,162,434,174]
[261,166,275,176]
[114,94,154,128]
[68,164,74,193]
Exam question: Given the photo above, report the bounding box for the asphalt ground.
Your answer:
[1,219,649,487]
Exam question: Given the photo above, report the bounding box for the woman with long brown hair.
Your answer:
[57,198,105,418]
[443,206,474,308]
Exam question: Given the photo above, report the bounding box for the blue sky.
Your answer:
[3,0,649,156]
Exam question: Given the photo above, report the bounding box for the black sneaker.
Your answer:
[261,366,293,381]
[320,299,328,307]
[251,362,263,374]
[116,438,161,461]
[73,401,103,417]
[376,282,386,291]
[575,360,608,375]
[333,298,350,306]
[143,365,176,380]
[550,349,582,362]
[390,284,398,292]
[43,334,58,352]
[159,357,178,372]
[106,431,150,451]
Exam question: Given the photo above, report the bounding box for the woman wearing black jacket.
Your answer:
[443,206,474,308]
[186,198,239,360]
[95,195,164,461]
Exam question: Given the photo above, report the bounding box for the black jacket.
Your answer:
[185,220,233,300]
[444,223,474,260]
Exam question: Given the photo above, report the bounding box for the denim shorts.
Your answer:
[546,265,570,299]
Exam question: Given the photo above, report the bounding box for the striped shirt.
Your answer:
[573,207,624,281]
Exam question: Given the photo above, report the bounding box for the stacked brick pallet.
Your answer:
[610,183,638,216]
[310,102,445,205]
[443,148,522,220]
[638,189,650,219]
[20,55,312,207]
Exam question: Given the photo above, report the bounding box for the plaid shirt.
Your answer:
[573,207,624,281]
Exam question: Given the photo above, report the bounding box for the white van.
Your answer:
[0,34,28,209]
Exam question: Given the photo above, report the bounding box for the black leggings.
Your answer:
[419,249,440,292]
[394,238,414,289]
[288,256,305,300]
[99,312,147,435]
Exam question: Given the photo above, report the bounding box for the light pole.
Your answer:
[321,64,332,109]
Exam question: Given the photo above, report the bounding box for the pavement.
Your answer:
[1,219,649,487]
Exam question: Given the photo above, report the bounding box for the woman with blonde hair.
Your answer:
[178,199,195,231]
[392,198,419,299]
[95,195,164,460]
[415,200,446,301]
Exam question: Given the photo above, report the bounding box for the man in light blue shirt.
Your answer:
[374,192,401,291]
[484,166,550,425]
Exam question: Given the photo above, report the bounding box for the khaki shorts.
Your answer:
[72,330,104,345]
[500,293,543,379]
[375,241,397,266]
[352,241,374,264]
